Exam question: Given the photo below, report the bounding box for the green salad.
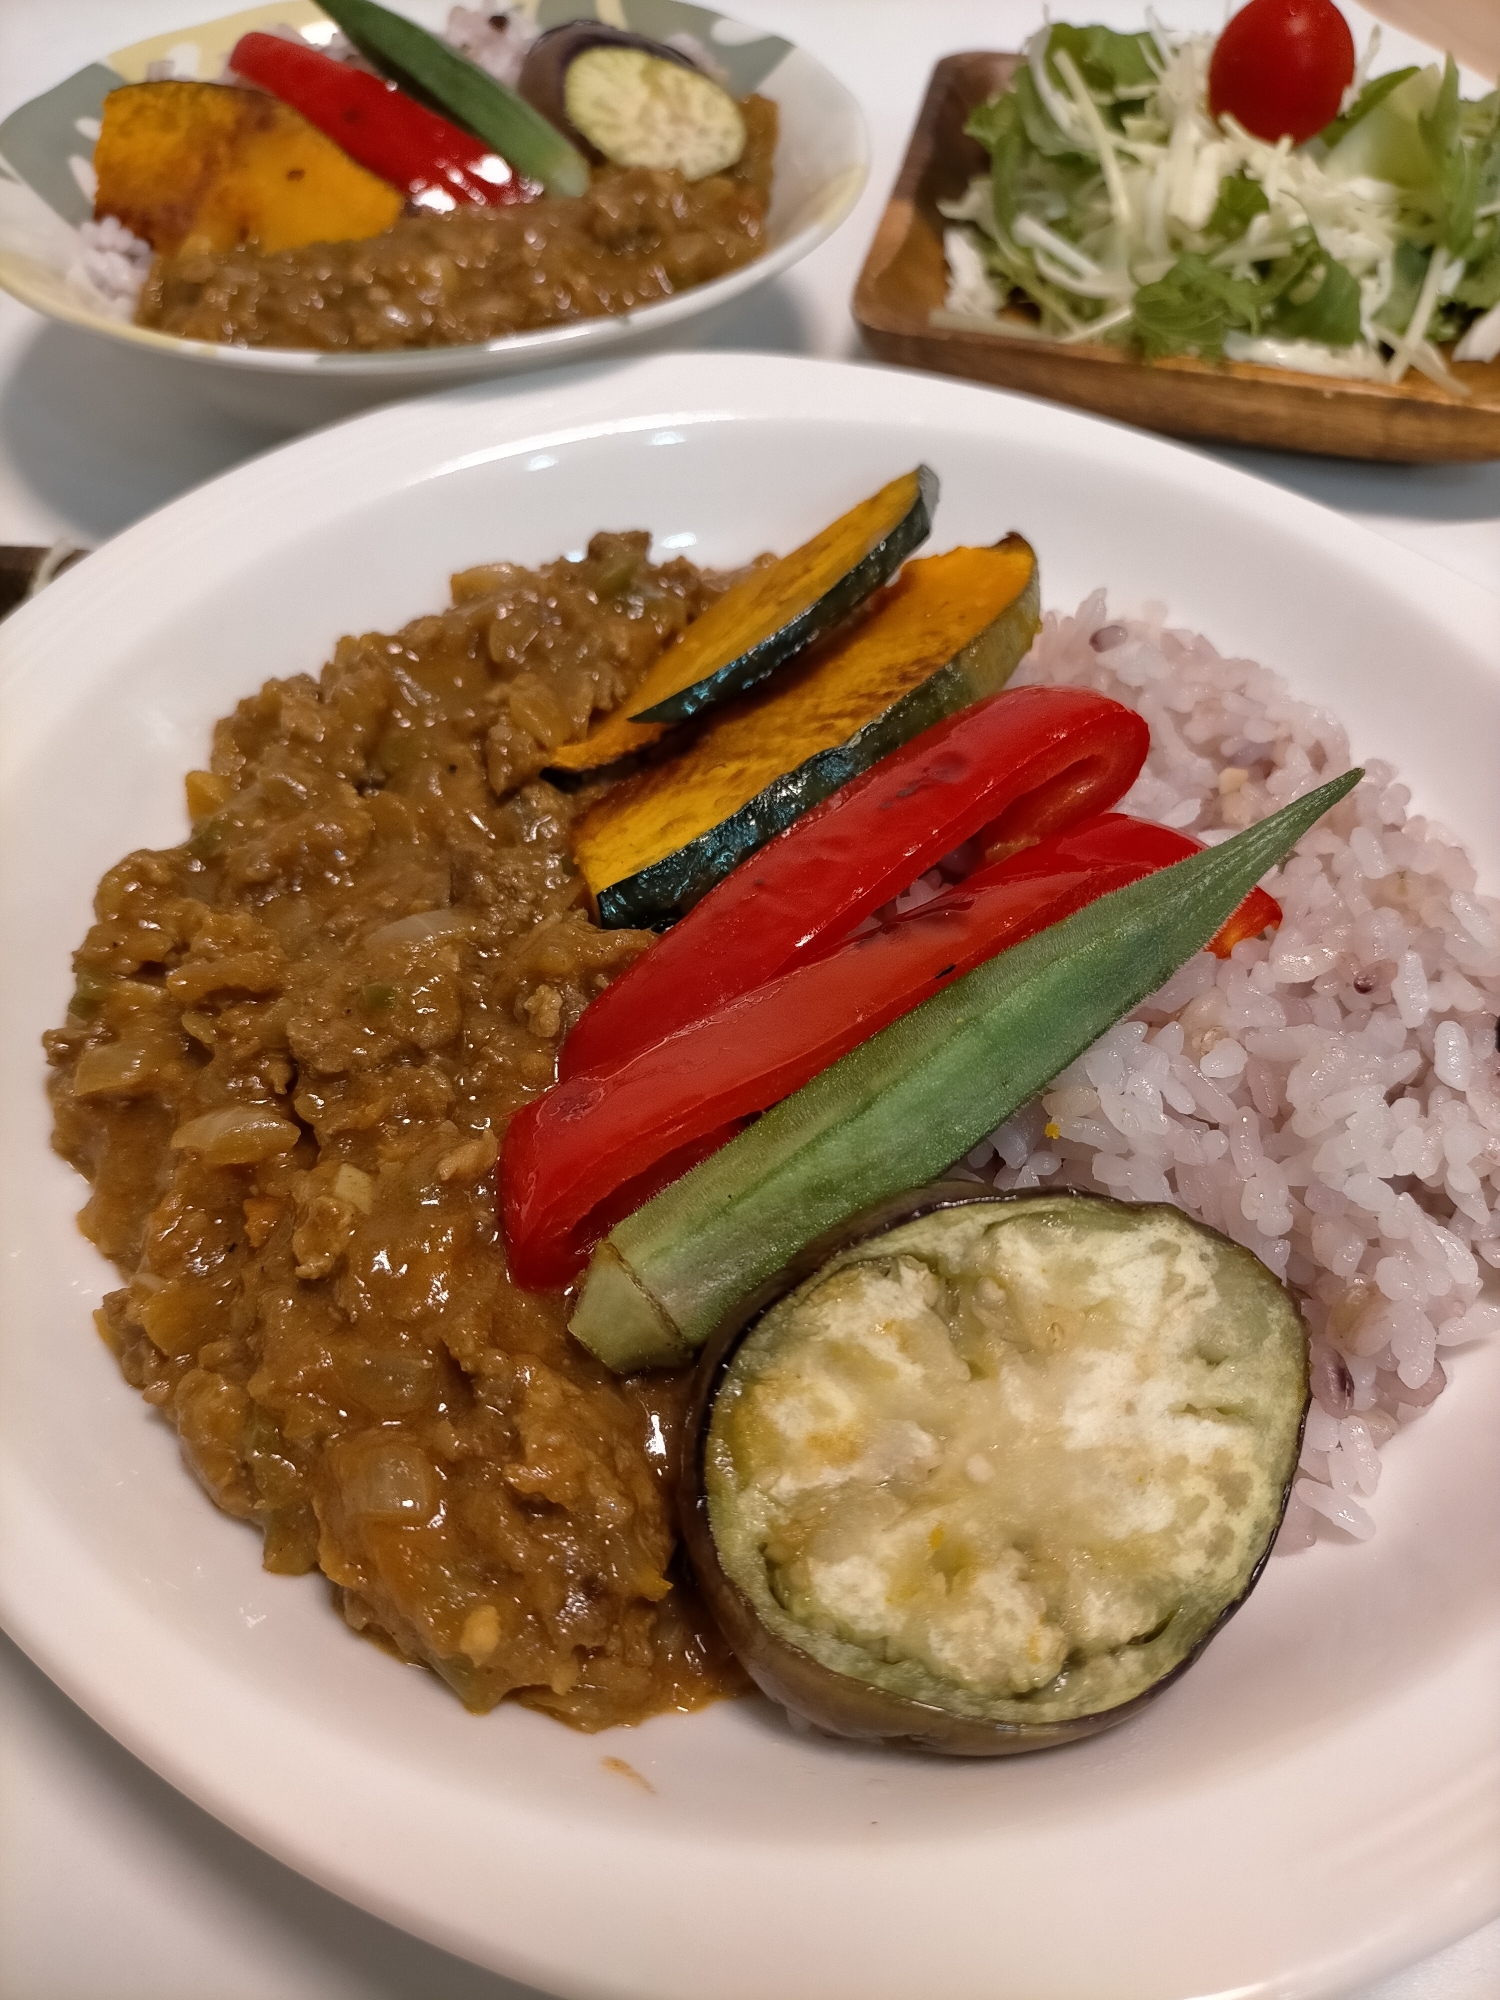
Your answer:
[941,18,1500,389]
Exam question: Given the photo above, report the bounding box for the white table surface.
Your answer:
[1,4,1496,1997]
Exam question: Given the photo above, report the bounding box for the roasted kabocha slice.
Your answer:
[546,467,938,776]
[93,81,404,256]
[571,535,1041,930]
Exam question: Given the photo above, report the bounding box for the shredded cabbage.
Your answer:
[942,22,1500,390]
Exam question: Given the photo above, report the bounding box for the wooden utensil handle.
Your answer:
[0,544,88,620]
[1359,1,1498,81]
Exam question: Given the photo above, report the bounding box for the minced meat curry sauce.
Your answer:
[138,98,775,351]
[43,533,751,1727]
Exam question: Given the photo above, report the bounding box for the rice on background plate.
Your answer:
[925,595,1500,1548]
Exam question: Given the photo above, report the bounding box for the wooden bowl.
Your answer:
[852,53,1500,464]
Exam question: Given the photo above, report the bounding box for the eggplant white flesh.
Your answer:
[519,24,695,161]
[563,46,746,181]
[681,1186,1308,1755]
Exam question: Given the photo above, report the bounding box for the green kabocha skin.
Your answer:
[634,466,939,725]
[679,1185,1309,1754]
[316,0,591,195]
[593,539,1039,930]
[569,766,1360,1370]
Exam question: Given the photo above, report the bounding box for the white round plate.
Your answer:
[2,353,1498,2000]
[0,0,866,429]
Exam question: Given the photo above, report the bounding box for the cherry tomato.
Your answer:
[1208,0,1356,145]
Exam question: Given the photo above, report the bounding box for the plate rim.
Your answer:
[2,351,1498,2000]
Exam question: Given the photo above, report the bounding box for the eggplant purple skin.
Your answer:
[517,24,702,162]
[677,1181,1310,1758]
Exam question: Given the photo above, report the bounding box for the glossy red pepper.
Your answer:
[558,686,1152,1082]
[229,32,537,211]
[1011,812,1283,956]
[502,808,1283,1288]
[503,864,1125,1287]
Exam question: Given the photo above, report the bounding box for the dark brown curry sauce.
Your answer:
[43,532,751,1727]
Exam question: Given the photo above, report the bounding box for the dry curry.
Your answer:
[43,532,749,1726]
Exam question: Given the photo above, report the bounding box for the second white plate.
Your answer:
[0,0,867,428]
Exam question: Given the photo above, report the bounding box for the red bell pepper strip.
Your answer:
[1004,812,1282,956]
[503,864,1129,1287]
[229,32,537,211]
[503,810,1283,1288]
[1211,882,1283,956]
[558,686,1151,1083]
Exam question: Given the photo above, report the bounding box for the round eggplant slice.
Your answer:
[518,24,745,180]
[565,48,744,180]
[680,1185,1309,1755]
[520,23,748,180]
[518,25,688,151]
